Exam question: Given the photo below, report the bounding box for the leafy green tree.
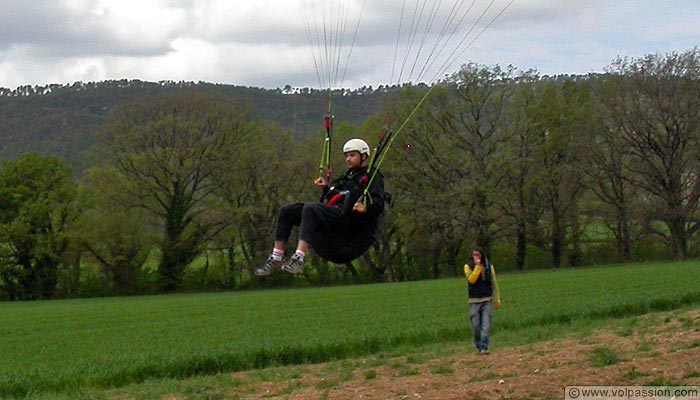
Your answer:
[95,92,253,291]
[598,49,700,259]
[74,172,155,295]
[526,79,591,268]
[212,121,310,283]
[79,209,154,294]
[0,154,77,300]
[498,70,547,270]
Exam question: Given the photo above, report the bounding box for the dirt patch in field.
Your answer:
[225,310,700,400]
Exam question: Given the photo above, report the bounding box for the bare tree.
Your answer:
[599,49,700,259]
[393,63,515,274]
[584,89,643,262]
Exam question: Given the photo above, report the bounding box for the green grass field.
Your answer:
[1,261,699,398]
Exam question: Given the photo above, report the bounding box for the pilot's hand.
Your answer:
[353,201,367,213]
[314,177,328,188]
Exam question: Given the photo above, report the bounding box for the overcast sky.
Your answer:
[1,0,699,90]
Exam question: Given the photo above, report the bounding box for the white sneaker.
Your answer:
[281,255,305,275]
[255,256,284,276]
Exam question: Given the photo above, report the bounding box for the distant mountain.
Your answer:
[0,80,396,172]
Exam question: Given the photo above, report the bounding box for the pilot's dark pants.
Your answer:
[275,202,376,263]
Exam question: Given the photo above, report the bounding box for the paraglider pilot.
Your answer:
[255,138,386,276]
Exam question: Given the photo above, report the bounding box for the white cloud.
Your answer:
[59,57,108,83]
[97,2,186,43]
[132,37,220,82]
[0,60,19,87]
[66,0,191,55]
[190,0,305,44]
[1,0,190,56]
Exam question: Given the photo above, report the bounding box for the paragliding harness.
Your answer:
[312,131,389,264]
[315,111,392,222]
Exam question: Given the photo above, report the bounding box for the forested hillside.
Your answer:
[0,80,393,171]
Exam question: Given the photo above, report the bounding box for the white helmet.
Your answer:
[343,138,370,157]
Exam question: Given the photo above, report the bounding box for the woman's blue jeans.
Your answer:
[469,301,492,351]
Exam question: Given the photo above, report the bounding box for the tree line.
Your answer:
[0,49,698,300]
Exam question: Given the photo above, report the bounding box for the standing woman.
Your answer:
[464,247,502,354]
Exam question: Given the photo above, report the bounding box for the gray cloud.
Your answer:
[0,0,190,56]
